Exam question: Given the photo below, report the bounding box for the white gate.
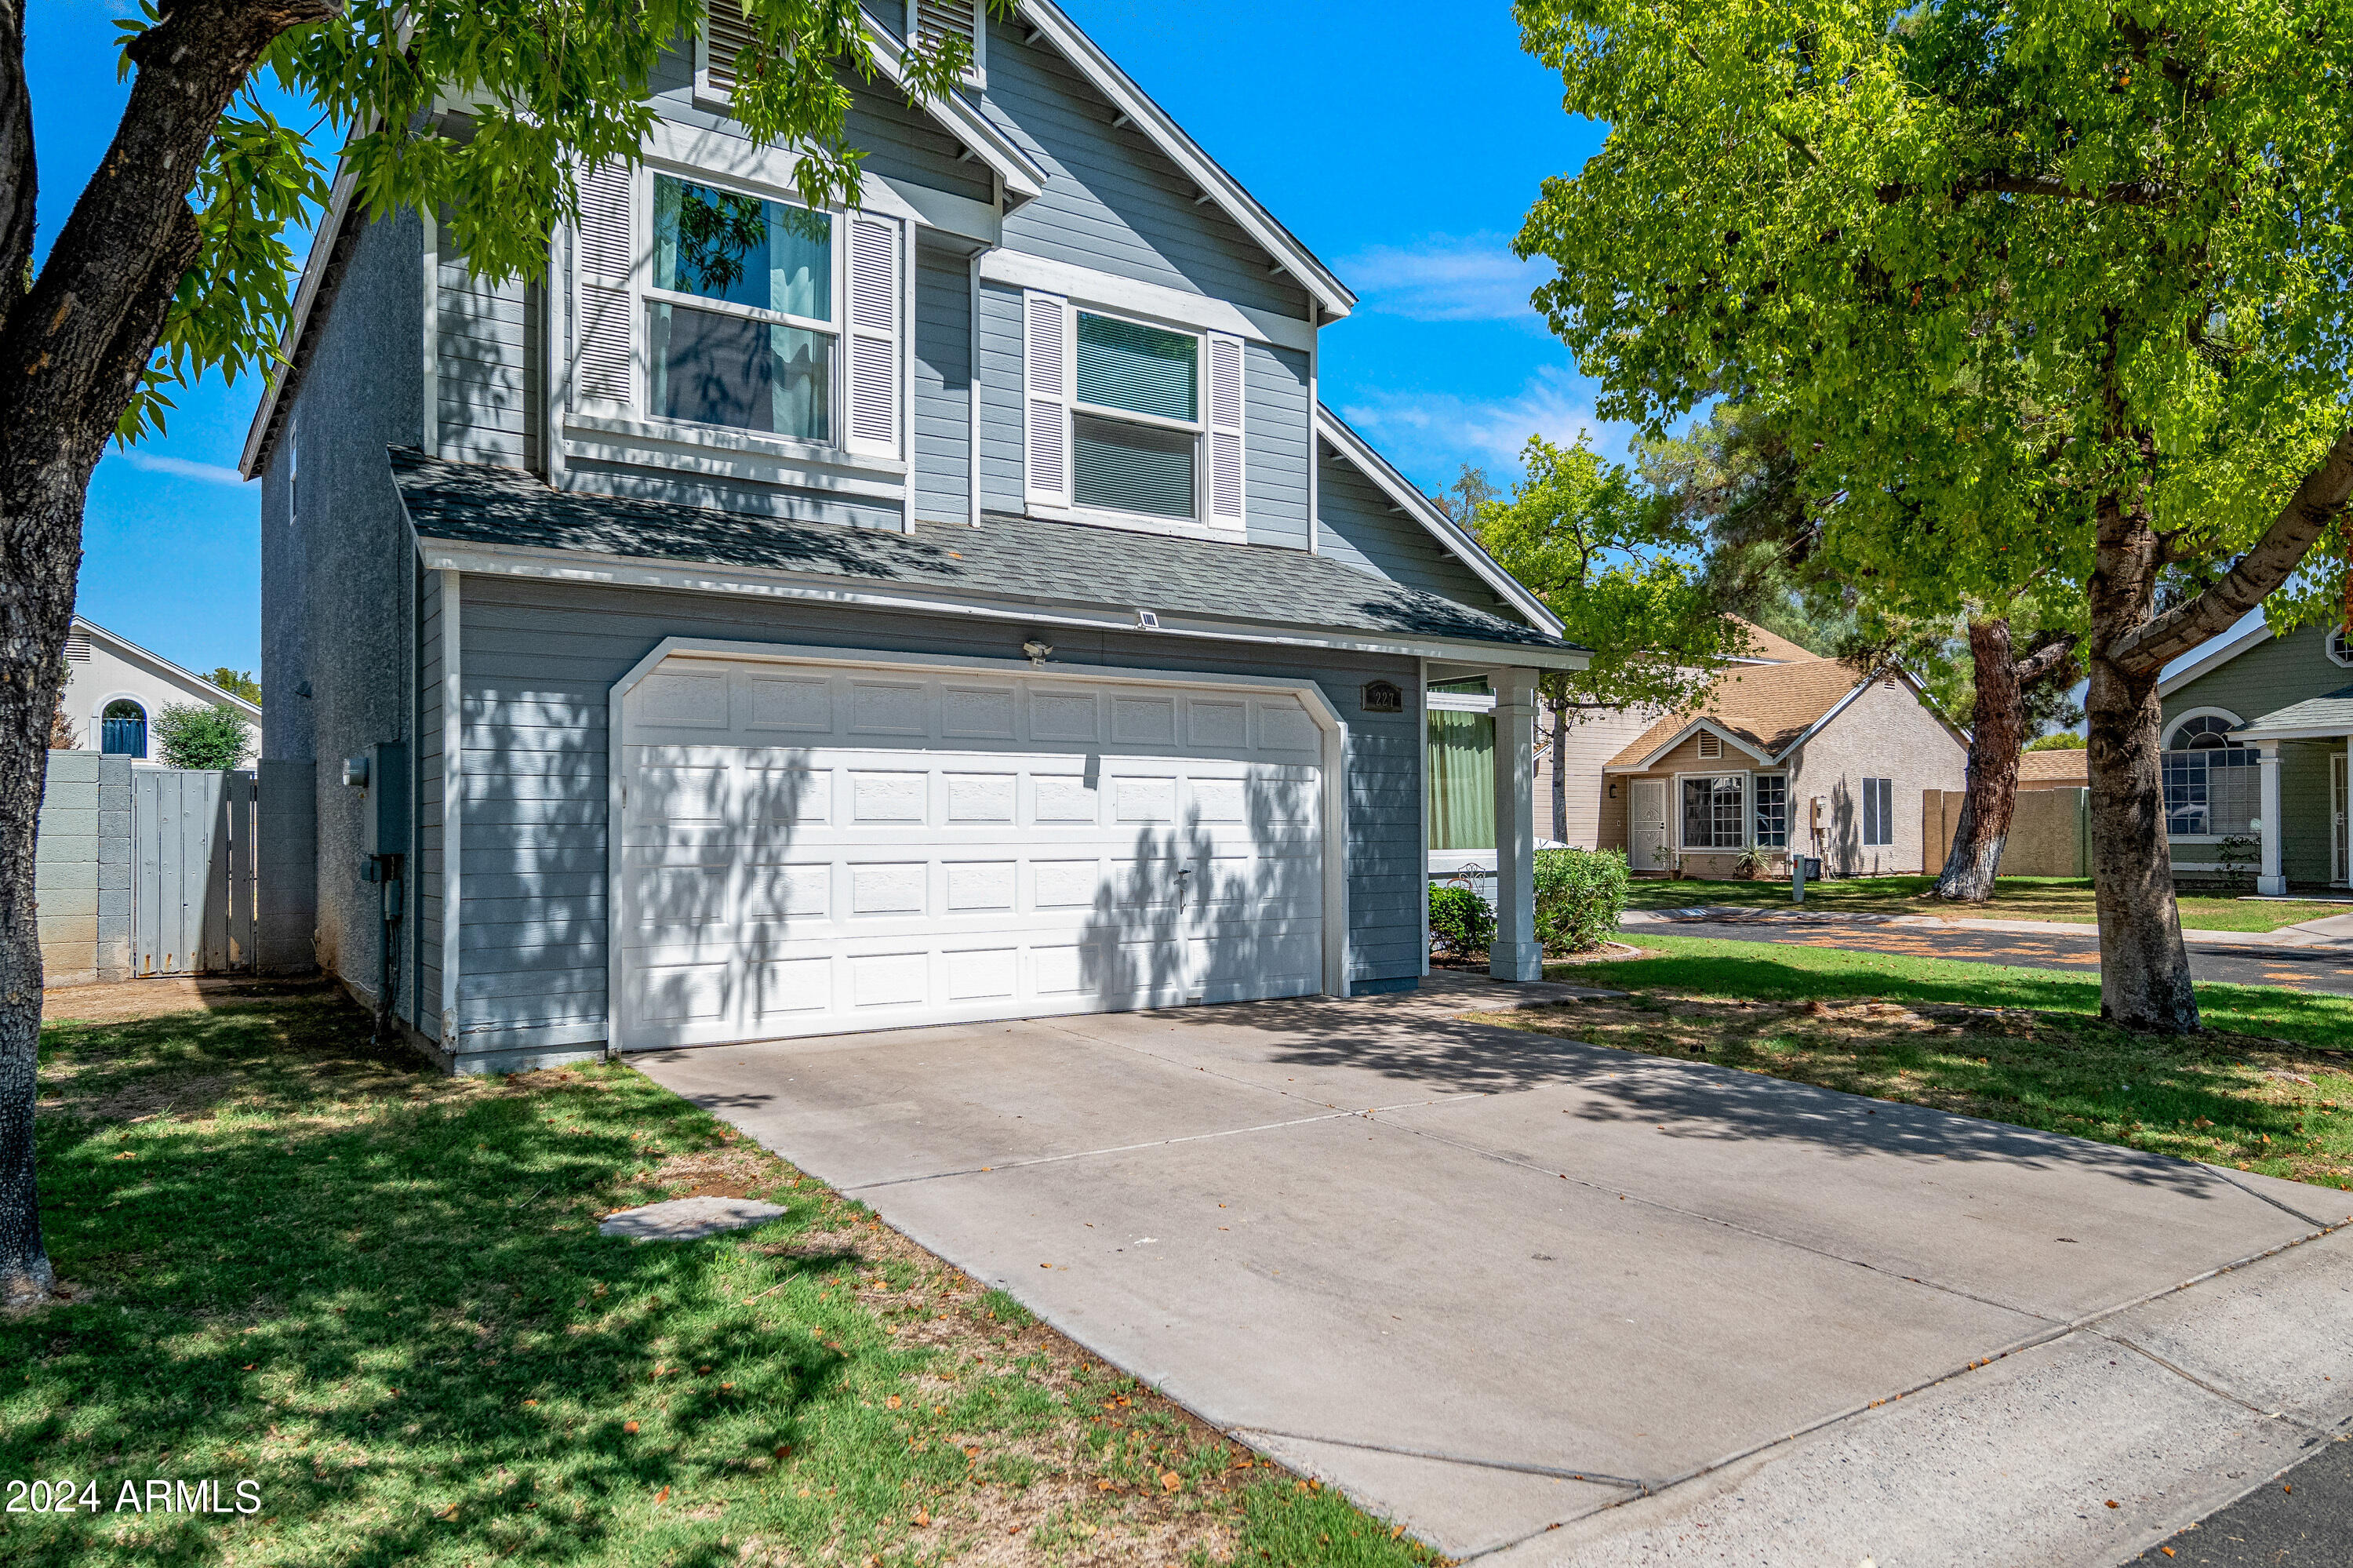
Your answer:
[132,769,258,976]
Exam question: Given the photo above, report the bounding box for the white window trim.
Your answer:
[633,165,849,449]
[1674,768,1752,853]
[2165,705,2248,748]
[2328,628,2353,668]
[1752,771,1789,849]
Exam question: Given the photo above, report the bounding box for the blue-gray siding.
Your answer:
[979,16,1308,321]
[416,569,446,1034]
[1317,439,1519,615]
[450,573,1423,1066]
[1244,343,1309,549]
[976,279,1025,514]
[914,240,974,524]
[437,253,536,471]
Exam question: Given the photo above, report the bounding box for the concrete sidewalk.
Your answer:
[1625,903,2353,950]
[638,976,2353,1565]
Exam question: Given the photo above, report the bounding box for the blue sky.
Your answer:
[45,0,1611,677]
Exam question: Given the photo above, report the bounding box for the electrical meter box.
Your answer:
[361,740,409,858]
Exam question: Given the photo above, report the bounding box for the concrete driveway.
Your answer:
[637,974,2353,1566]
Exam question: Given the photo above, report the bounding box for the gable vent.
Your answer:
[1697,730,1722,760]
[63,635,91,663]
[705,4,761,91]
[915,0,980,52]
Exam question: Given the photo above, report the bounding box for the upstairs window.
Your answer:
[648,176,835,442]
[1024,291,1246,533]
[570,162,902,462]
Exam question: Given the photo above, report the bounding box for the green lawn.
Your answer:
[1624,874,2348,933]
[1512,934,2353,1191]
[3,984,1426,1568]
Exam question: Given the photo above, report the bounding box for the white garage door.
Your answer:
[615,655,1330,1049]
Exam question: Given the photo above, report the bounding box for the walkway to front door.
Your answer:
[638,975,2353,1563]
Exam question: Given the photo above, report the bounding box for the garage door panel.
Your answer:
[619,659,1327,1048]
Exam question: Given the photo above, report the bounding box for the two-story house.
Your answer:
[240,2,1584,1072]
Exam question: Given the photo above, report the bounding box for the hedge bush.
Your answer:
[1428,883,1496,956]
[1533,846,1630,954]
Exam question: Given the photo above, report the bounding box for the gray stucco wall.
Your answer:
[259,207,426,1021]
[36,751,131,988]
[2162,624,2350,881]
[446,573,1424,1071]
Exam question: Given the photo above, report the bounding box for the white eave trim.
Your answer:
[1314,406,1564,638]
[1013,0,1354,319]
[239,166,360,479]
[409,533,1590,670]
[69,614,265,721]
[860,12,1046,201]
[1603,717,1776,772]
[2158,618,2274,697]
[2233,718,2353,741]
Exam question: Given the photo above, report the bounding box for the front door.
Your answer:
[1630,778,1671,871]
[2333,751,2348,886]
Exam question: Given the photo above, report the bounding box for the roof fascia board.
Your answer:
[1314,406,1564,637]
[413,533,1588,669]
[2158,620,2275,697]
[1608,717,1774,772]
[70,616,265,719]
[2234,719,2353,741]
[239,166,360,478]
[858,12,1046,200]
[1013,0,1353,319]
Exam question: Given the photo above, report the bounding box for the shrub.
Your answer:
[1428,883,1496,957]
[2214,835,2261,886]
[151,701,254,769]
[1733,844,1776,881]
[1533,846,1630,954]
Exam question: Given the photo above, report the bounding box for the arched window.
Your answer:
[100,699,147,759]
[2162,711,2253,837]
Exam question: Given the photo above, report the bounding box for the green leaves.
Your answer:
[108,0,995,446]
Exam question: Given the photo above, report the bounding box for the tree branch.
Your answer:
[2108,426,2353,676]
[1877,172,2173,209]
[0,1,29,322]
[2013,631,2081,691]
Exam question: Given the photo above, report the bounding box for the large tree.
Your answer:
[0,1,980,1305]
[1512,0,2353,1029]
[1471,435,1756,842]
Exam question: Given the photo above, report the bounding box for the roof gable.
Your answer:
[1606,659,1870,769]
[1314,407,1561,635]
[71,616,264,719]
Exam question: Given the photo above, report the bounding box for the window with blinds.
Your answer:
[1068,309,1201,521]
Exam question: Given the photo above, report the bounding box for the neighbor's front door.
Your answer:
[1630,778,1671,871]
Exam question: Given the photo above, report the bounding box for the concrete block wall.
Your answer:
[38,750,132,986]
[1922,786,2090,879]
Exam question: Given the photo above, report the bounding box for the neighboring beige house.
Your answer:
[57,615,262,766]
[1597,657,1969,878]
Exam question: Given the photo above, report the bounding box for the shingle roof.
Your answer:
[389,449,1577,654]
[2017,748,2089,784]
[2236,684,2353,737]
[1606,658,1867,768]
[1725,617,1824,665]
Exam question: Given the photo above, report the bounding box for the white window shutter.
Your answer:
[574,159,634,406]
[1208,333,1245,528]
[1024,291,1071,508]
[844,216,900,457]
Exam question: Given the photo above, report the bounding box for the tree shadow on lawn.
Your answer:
[7,993,922,1568]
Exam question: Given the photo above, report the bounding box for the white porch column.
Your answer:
[2257,740,2286,896]
[1489,666,1543,981]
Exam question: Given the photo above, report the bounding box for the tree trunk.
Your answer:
[2086,492,2198,1032]
[1931,620,2026,902]
[0,0,332,1305]
[1549,700,1569,845]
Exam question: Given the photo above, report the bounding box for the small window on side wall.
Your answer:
[1860,777,1895,847]
[102,699,147,759]
[2328,627,2353,668]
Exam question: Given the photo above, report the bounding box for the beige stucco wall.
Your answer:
[1922,786,2089,878]
[1787,678,1969,875]
[60,631,262,763]
[1537,702,1668,848]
